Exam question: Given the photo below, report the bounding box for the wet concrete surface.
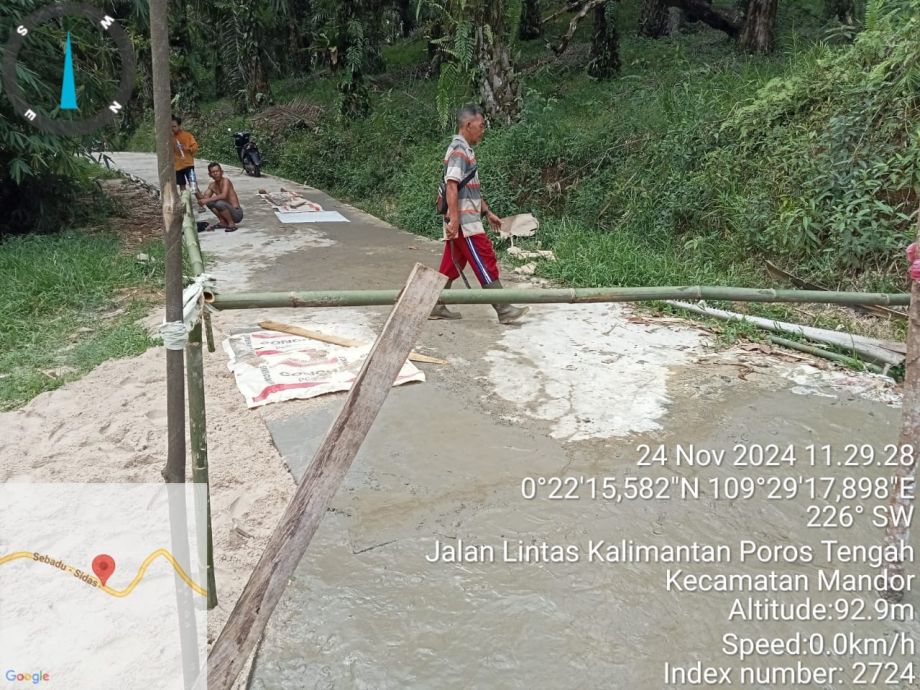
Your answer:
[108,153,918,689]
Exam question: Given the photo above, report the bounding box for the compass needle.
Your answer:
[2,3,134,136]
[60,32,78,110]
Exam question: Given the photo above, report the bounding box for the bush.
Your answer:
[172,0,918,293]
[688,0,920,289]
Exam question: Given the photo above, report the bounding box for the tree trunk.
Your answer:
[338,4,370,118]
[662,0,740,37]
[477,29,522,124]
[738,0,778,53]
[396,0,415,36]
[287,0,313,72]
[587,2,620,79]
[427,20,444,76]
[639,0,670,38]
[475,1,521,124]
[825,0,855,23]
[171,5,198,113]
[233,1,273,110]
[519,0,542,40]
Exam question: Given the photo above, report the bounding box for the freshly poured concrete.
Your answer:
[108,153,916,690]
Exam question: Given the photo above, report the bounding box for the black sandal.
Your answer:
[224,225,238,233]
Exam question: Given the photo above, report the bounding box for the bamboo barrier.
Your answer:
[180,192,217,609]
[181,191,205,277]
[205,286,910,310]
[186,323,218,610]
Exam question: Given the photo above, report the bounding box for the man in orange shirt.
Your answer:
[171,115,199,192]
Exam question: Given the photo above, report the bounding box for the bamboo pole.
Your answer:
[206,286,911,310]
[883,205,920,601]
[181,191,205,277]
[180,191,216,606]
[186,323,218,610]
[666,300,905,367]
[203,310,216,354]
[181,195,217,352]
[150,0,186,485]
[767,336,886,375]
[206,264,447,689]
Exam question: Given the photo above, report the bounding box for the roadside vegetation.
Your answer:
[0,163,165,410]
[2,0,916,404]
[125,0,917,303]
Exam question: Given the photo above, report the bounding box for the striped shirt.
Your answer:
[442,134,485,238]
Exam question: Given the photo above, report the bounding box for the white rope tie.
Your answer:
[160,273,214,349]
[159,321,189,350]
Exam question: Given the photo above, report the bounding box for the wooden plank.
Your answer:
[258,319,449,365]
[883,205,920,601]
[205,264,447,689]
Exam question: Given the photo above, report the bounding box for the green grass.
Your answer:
[0,230,164,410]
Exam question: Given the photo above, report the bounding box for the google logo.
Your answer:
[4,669,50,684]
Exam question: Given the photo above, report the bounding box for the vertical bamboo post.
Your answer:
[181,191,205,277]
[203,311,216,353]
[178,190,217,608]
[186,322,218,609]
[884,204,920,600]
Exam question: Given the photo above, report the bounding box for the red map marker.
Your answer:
[92,554,116,587]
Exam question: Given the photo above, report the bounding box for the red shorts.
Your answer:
[437,231,499,286]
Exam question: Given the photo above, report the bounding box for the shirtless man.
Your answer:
[196,162,244,232]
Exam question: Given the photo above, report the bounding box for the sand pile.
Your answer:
[0,313,295,644]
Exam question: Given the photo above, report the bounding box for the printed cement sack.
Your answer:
[223,329,425,408]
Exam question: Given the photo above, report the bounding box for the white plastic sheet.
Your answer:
[274,211,349,223]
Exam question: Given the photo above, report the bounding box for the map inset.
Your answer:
[1,484,208,689]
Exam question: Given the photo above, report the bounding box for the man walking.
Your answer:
[171,115,199,192]
[430,105,528,324]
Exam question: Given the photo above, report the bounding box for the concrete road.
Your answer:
[108,153,915,690]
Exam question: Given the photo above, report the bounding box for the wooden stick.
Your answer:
[150,0,187,485]
[258,319,449,365]
[206,264,447,689]
[150,2,196,682]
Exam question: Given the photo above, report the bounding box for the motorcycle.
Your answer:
[231,129,263,177]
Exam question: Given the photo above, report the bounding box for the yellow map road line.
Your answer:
[0,549,208,598]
